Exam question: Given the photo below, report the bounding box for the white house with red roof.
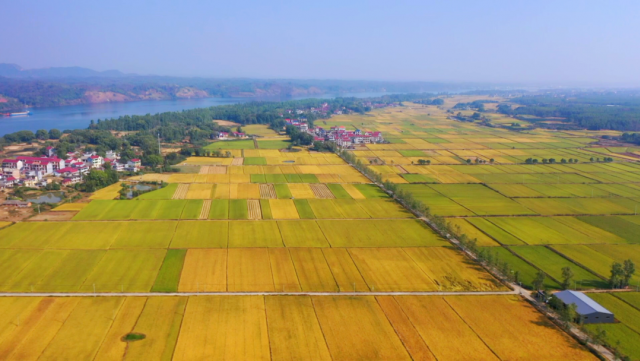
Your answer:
[86,155,103,168]
[2,159,23,170]
[218,132,229,140]
[56,167,83,184]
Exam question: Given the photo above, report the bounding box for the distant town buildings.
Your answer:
[0,148,140,188]
[285,119,384,147]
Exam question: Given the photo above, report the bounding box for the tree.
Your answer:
[533,270,546,291]
[35,129,49,140]
[561,266,574,289]
[561,303,578,325]
[49,129,62,139]
[623,259,636,287]
[610,262,625,288]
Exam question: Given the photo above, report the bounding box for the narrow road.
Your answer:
[0,289,521,297]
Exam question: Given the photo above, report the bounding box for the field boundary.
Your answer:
[0,290,520,297]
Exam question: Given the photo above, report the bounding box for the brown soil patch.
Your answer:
[29,211,77,221]
[214,120,240,126]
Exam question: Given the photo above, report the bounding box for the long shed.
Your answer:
[554,290,614,324]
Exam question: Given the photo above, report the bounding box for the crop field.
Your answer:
[10,100,640,359]
[581,293,640,360]
[0,295,576,361]
[348,102,640,293]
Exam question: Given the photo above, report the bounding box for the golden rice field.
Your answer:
[0,295,594,361]
[3,99,628,360]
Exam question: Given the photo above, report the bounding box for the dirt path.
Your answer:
[0,290,519,297]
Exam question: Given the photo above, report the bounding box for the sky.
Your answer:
[1,0,639,85]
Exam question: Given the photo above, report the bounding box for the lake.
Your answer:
[0,92,398,136]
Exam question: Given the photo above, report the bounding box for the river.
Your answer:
[0,92,398,136]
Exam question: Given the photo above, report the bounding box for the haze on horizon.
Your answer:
[2,0,639,86]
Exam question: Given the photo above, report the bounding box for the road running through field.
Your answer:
[0,288,524,297]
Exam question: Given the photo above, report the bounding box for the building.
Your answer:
[231,131,246,138]
[86,155,104,168]
[2,159,23,170]
[217,132,229,140]
[554,290,614,324]
[3,200,31,207]
[0,176,17,188]
[45,146,56,157]
[56,167,83,184]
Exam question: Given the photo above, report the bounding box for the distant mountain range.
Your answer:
[0,63,128,78]
[0,63,498,112]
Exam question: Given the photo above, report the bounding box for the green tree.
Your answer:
[623,259,636,287]
[561,266,574,289]
[533,270,546,291]
[610,262,625,288]
[48,129,62,139]
[35,129,49,140]
[561,303,578,325]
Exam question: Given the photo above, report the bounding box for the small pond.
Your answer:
[27,192,65,204]
[127,184,157,198]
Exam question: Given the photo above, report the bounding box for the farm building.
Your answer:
[554,290,614,324]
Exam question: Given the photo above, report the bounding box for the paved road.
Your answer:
[0,290,520,297]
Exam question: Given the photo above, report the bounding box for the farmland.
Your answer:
[1,98,631,360]
[0,295,595,361]
[350,102,640,297]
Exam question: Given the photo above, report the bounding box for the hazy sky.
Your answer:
[2,0,639,85]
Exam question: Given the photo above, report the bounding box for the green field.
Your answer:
[257,139,291,149]
[151,249,187,292]
[204,139,255,149]
[509,246,607,289]
[229,199,248,219]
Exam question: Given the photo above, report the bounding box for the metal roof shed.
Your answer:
[554,290,614,324]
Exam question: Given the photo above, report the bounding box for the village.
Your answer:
[0,147,141,190]
[285,119,384,147]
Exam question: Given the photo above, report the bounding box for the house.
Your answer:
[106,150,119,160]
[2,200,31,207]
[14,156,65,173]
[2,159,23,170]
[218,132,229,140]
[45,146,56,157]
[22,178,37,187]
[554,290,614,324]
[56,167,83,184]
[231,131,246,138]
[88,155,104,168]
[3,168,20,179]
[104,158,124,172]
[126,159,141,172]
[0,176,17,188]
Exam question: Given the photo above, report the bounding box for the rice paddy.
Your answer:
[352,102,640,295]
[1,100,623,360]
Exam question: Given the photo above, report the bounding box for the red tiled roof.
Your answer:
[2,159,19,163]
[130,158,141,162]
[58,167,79,173]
